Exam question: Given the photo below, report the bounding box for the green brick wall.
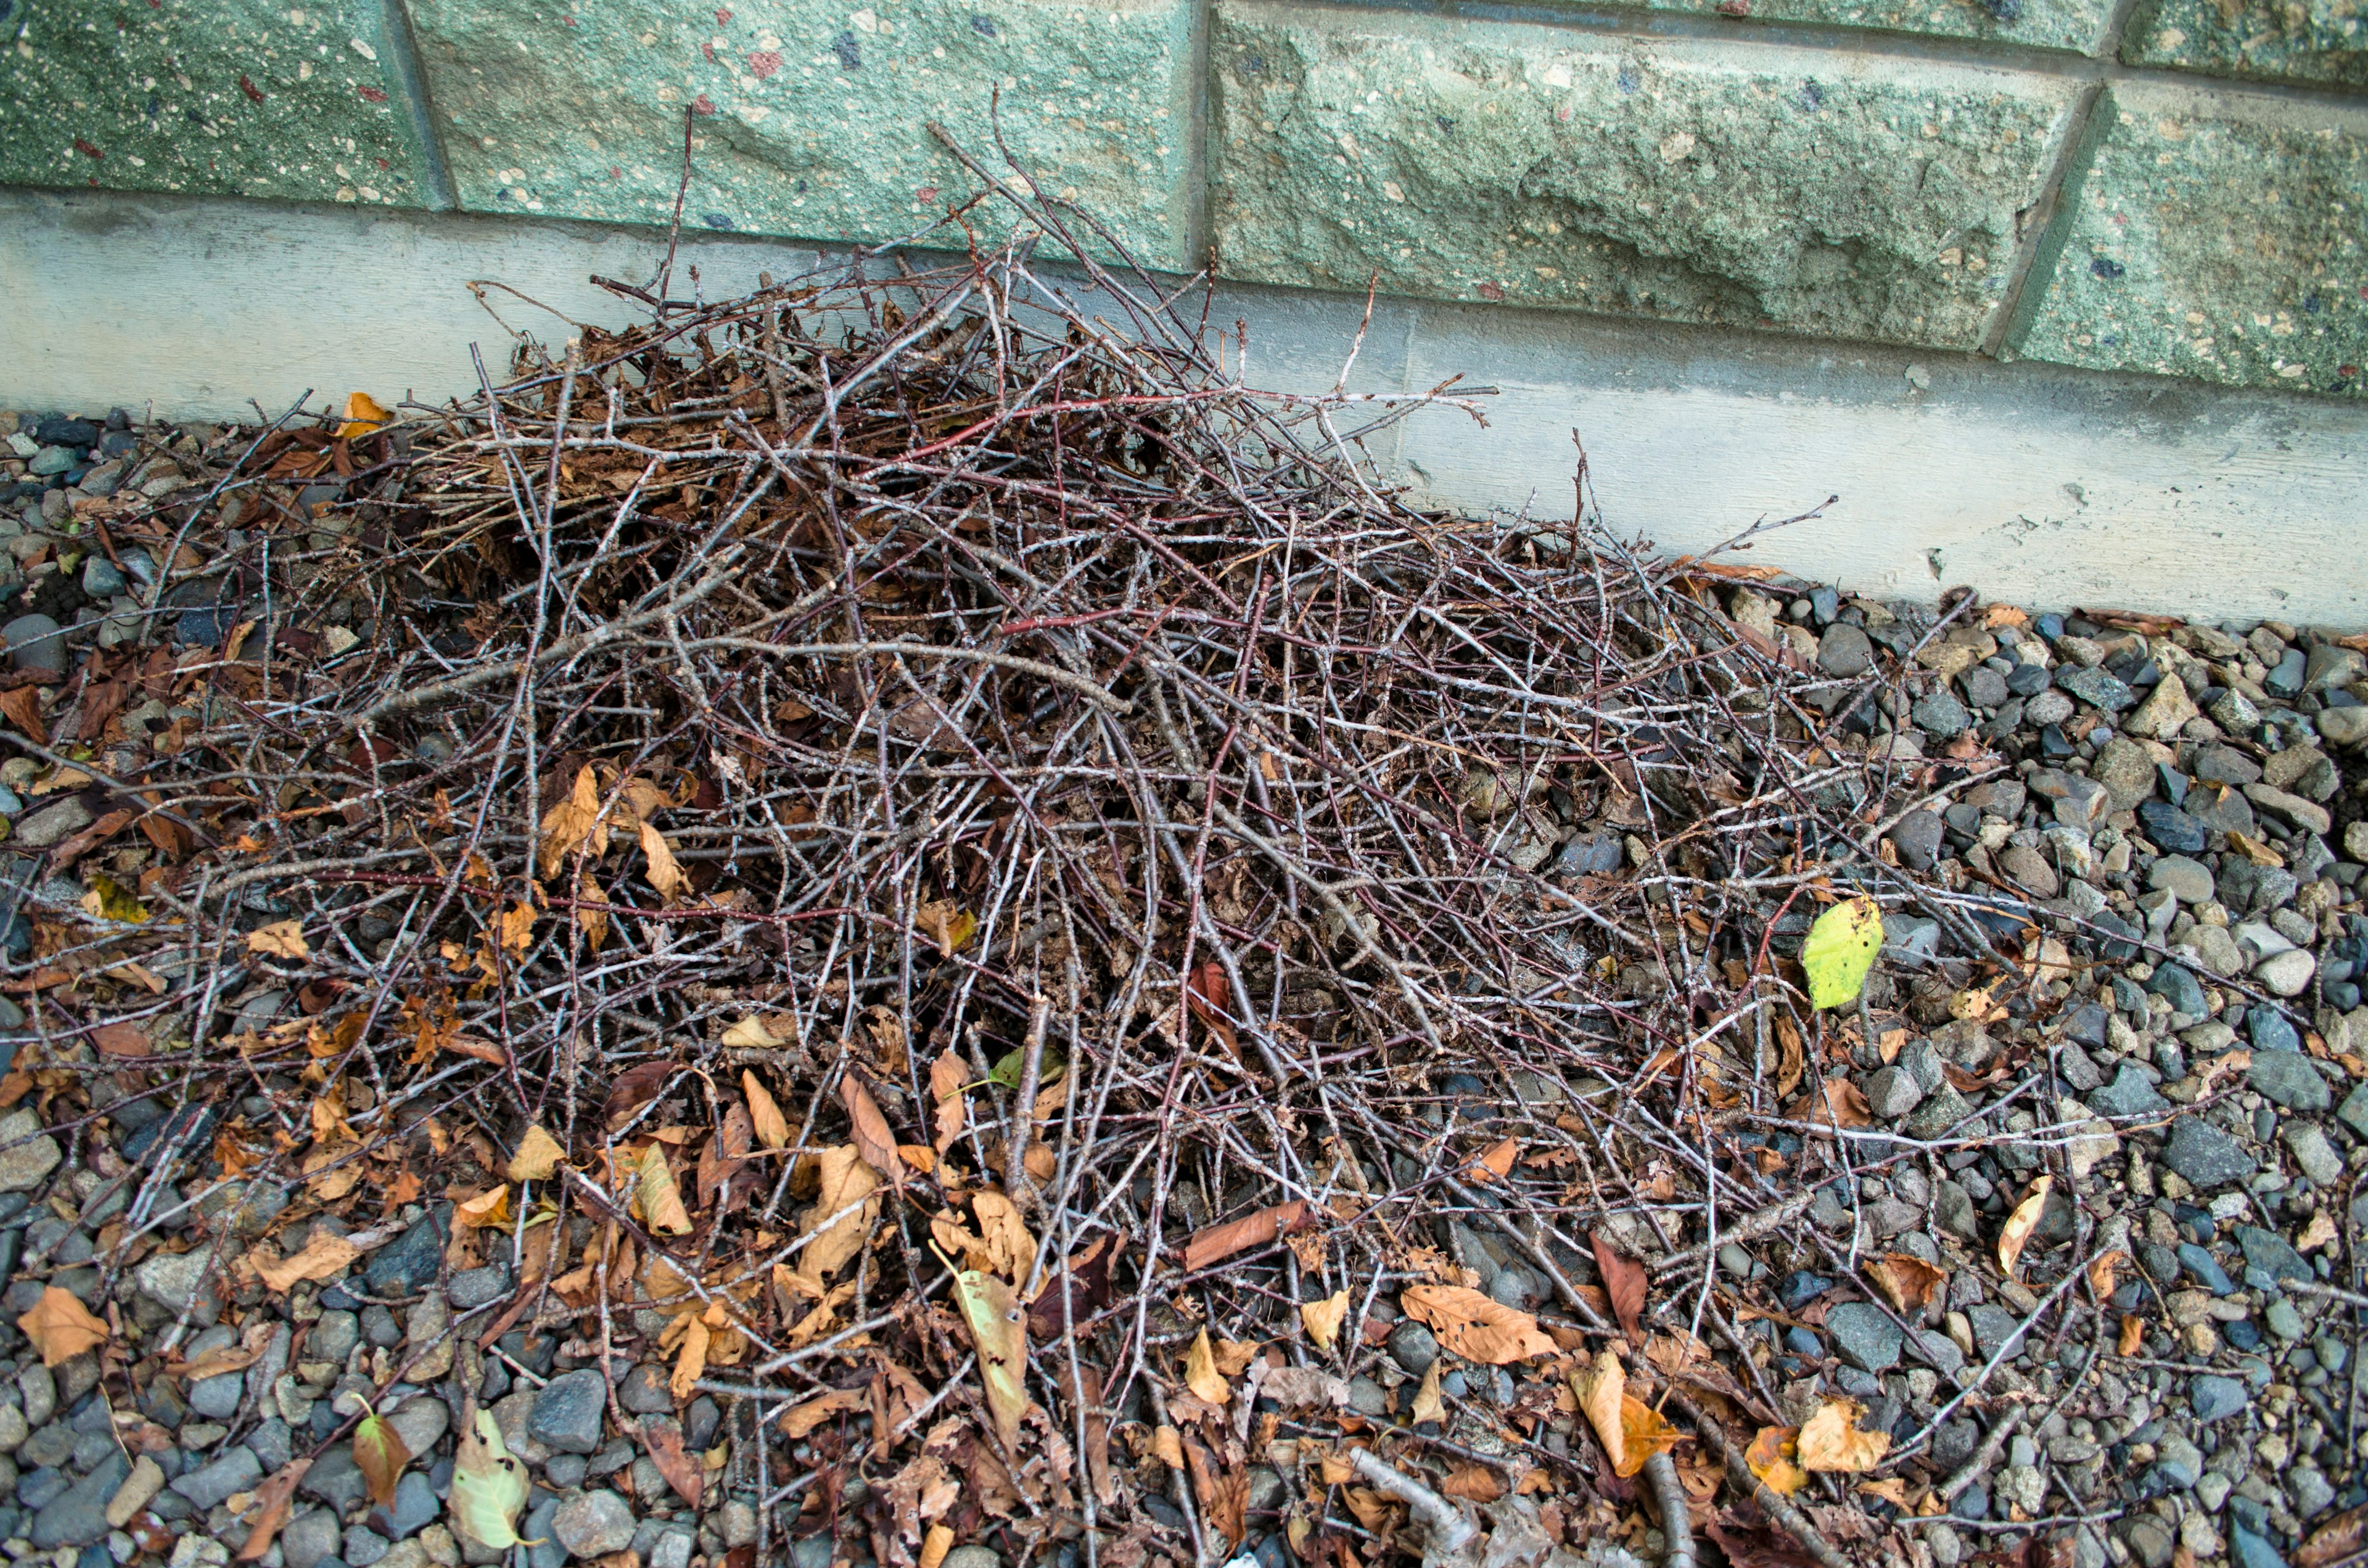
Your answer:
[1,0,2362,397]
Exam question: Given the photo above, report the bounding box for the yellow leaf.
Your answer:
[1185,1329,1230,1405]
[670,1313,711,1400]
[918,1525,955,1568]
[1801,897,1883,1010]
[253,1233,361,1292]
[499,900,536,954]
[744,1072,791,1150]
[1410,1360,1445,1426]
[537,766,607,879]
[15,1286,107,1366]
[247,921,308,959]
[1746,1426,1808,1496]
[454,1187,513,1231]
[2119,1315,2145,1357]
[1300,1291,1350,1353]
[795,1146,881,1286]
[507,1125,565,1182]
[722,1015,779,1049]
[335,391,393,439]
[639,821,690,903]
[1997,1174,2052,1280]
[1568,1350,1677,1479]
[83,874,147,924]
[951,1268,1029,1454]
[914,899,977,958]
[1796,1398,1891,1472]
[636,1143,693,1236]
[1399,1284,1556,1365]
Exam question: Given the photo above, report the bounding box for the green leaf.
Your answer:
[1801,897,1883,1011]
[352,1410,410,1511]
[447,1410,539,1550]
[988,1046,1066,1091]
[950,1267,1030,1456]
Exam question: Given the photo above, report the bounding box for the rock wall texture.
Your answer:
[1,0,2362,399]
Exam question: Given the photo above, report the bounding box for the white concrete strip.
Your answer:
[4,187,2362,626]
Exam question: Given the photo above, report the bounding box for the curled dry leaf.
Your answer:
[1184,1329,1230,1406]
[1864,1253,1946,1316]
[918,1525,955,1568]
[247,920,308,959]
[1410,1360,1445,1426]
[840,1073,901,1183]
[1745,1426,1807,1497]
[2086,1249,2128,1299]
[1300,1290,1349,1353]
[507,1124,565,1181]
[453,1186,512,1232]
[236,1458,312,1561]
[638,821,691,903]
[16,1286,108,1367]
[1182,1199,1315,1273]
[1467,1136,1519,1183]
[254,1233,362,1292]
[743,1072,791,1150]
[793,1145,881,1289]
[1590,1233,1648,1343]
[1569,1349,1680,1479]
[635,1142,694,1236]
[720,1015,779,1049]
[1795,1398,1890,1472]
[929,1049,967,1151]
[2119,1315,2145,1357]
[640,1414,704,1508]
[1399,1283,1557,1365]
[1997,1174,2052,1279]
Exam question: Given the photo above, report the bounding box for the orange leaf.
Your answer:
[839,1075,900,1183]
[2086,1250,2127,1299]
[1817,1076,1875,1129]
[1864,1254,1945,1316]
[1399,1283,1556,1365]
[1182,1201,1313,1273]
[15,1287,107,1366]
[252,1233,361,1292]
[639,1414,703,1508]
[1997,1175,2051,1279]
[1796,1398,1890,1472]
[1468,1137,1519,1183]
[1745,1426,1807,1496]
[335,391,393,439]
[929,1049,967,1152]
[236,1459,313,1560]
[744,1072,791,1150]
[1438,1465,1504,1503]
[2119,1315,2145,1357]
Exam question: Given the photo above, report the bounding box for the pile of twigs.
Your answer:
[32,153,2034,1568]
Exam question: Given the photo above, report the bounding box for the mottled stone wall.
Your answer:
[1,0,2361,398]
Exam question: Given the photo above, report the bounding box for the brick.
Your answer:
[1209,5,2079,350]
[405,0,1194,266]
[2013,84,2368,396]
[1601,0,2110,56]
[2121,0,2367,91]
[0,0,431,206]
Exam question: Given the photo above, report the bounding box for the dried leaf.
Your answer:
[454,1187,513,1232]
[952,1268,1029,1454]
[1745,1426,1808,1496]
[1591,1234,1648,1343]
[930,1049,967,1151]
[721,1015,778,1049]
[336,391,393,438]
[1438,1465,1504,1503]
[1801,897,1883,1009]
[1468,1136,1519,1183]
[1410,1360,1445,1425]
[639,821,690,903]
[1775,1016,1806,1101]
[1182,1200,1312,1273]
[1399,1283,1557,1365]
[1184,1433,1248,1549]
[0,687,46,744]
[247,920,308,959]
[1301,1290,1350,1353]
[1569,1350,1679,1478]
[508,1125,565,1182]
[968,1189,1035,1284]
[1817,1076,1875,1130]
[449,1408,537,1550]
[1865,1254,1945,1316]
[640,1414,703,1508]
[1151,1426,1186,1469]
[919,1525,955,1568]
[92,1022,149,1058]
[538,765,607,877]
[914,899,978,956]
[781,1387,865,1439]
[636,1142,694,1236]
[1795,1399,1891,1472]
[2296,1502,2368,1568]
[841,1074,901,1182]
[796,1146,881,1286]
[353,1409,411,1511]
[16,1286,107,1366]
[236,1459,311,1561]
[253,1233,361,1292]
[1185,1329,1230,1405]
[744,1072,791,1150]
[2086,1250,2127,1299]
[669,1313,710,1400]
[1997,1175,2052,1279]
[2119,1315,2145,1357]
[2296,1212,2338,1252]
[1260,1367,1350,1410]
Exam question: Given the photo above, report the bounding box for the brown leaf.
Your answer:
[538,765,607,877]
[1027,1236,1117,1340]
[0,687,44,744]
[353,1412,411,1511]
[1468,1136,1519,1183]
[1399,1283,1556,1364]
[253,1233,361,1292]
[16,1286,108,1366]
[92,1022,149,1058]
[1570,1349,1680,1479]
[1410,1360,1445,1426]
[604,1059,677,1128]
[780,1387,865,1439]
[2086,1250,2128,1299]
[1592,1233,1648,1343]
[1775,1016,1806,1101]
[1997,1175,2051,1279]
[669,1314,710,1401]
[1182,1200,1313,1273]
[507,1125,565,1182]
[744,1072,791,1150]
[1184,1329,1230,1405]
[2119,1315,2145,1357]
[1183,1434,1248,1549]
[793,1146,880,1287]
[1864,1254,1945,1316]
[639,821,690,903]
[1795,1399,1890,1472]
[1438,1464,1505,1503]
[1817,1076,1875,1130]
[2297,1503,2368,1568]
[236,1459,311,1561]
[929,1049,966,1152]
[640,1414,703,1508]
[841,1074,901,1183]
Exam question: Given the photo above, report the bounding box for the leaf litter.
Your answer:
[0,125,2267,1568]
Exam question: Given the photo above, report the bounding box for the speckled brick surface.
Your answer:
[1209,4,2079,350]
[2013,84,2368,396]
[1577,0,2113,60]
[2121,0,2367,90]
[0,0,431,205]
[403,0,1194,266]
